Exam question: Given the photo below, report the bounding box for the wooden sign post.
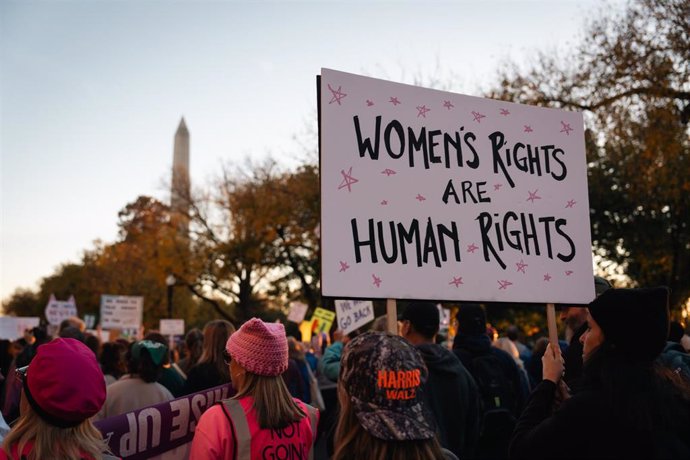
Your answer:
[386,298,397,334]
[546,303,558,347]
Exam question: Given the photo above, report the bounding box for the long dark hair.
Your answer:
[101,341,126,379]
[199,320,235,381]
[581,342,690,432]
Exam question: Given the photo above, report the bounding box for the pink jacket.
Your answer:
[190,396,318,460]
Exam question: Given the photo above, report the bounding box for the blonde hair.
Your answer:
[333,386,444,460]
[234,371,305,429]
[3,404,108,460]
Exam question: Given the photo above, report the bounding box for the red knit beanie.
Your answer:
[226,318,288,376]
[24,338,106,427]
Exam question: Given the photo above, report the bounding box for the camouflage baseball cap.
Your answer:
[339,332,435,441]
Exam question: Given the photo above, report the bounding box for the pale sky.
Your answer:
[0,0,621,302]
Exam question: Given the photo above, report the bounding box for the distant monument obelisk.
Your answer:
[171,117,190,234]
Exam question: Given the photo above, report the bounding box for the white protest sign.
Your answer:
[320,68,594,304]
[44,294,78,325]
[100,295,144,329]
[84,314,97,330]
[287,301,309,324]
[334,299,375,335]
[0,317,40,340]
[160,319,185,336]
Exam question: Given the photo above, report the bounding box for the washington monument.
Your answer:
[171,117,190,233]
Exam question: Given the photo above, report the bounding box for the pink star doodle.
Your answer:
[449,276,464,288]
[565,270,574,276]
[381,168,396,176]
[544,273,552,282]
[338,167,359,192]
[417,105,431,118]
[327,84,347,105]
[516,259,528,274]
[339,261,350,272]
[443,100,454,110]
[527,189,542,203]
[472,111,486,123]
[389,96,401,106]
[467,243,479,253]
[500,108,510,116]
[498,280,513,290]
[566,199,577,208]
[560,121,574,135]
[366,99,374,106]
[415,194,426,202]
[494,183,503,191]
[524,125,533,133]
[380,200,388,205]
[372,274,382,288]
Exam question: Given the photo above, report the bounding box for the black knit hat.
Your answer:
[588,287,669,362]
[455,304,486,336]
[401,301,440,338]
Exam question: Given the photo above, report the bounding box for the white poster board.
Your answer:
[160,319,185,336]
[44,294,78,325]
[320,68,594,304]
[84,314,97,330]
[100,295,144,330]
[287,301,309,324]
[335,300,375,335]
[0,317,40,340]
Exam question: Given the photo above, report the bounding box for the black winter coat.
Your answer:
[510,379,690,459]
[417,343,480,459]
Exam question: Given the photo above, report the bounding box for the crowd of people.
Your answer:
[0,280,689,459]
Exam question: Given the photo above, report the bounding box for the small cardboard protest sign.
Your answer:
[287,301,309,324]
[319,68,594,304]
[310,307,336,334]
[335,299,375,335]
[44,294,78,325]
[0,317,40,340]
[160,319,185,336]
[100,295,144,330]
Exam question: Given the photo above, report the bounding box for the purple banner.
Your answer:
[95,383,235,459]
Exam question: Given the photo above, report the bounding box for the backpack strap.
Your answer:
[302,403,319,460]
[219,399,251,460]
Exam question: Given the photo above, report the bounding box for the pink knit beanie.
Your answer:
[226,318,288,376]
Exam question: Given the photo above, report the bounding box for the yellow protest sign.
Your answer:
[310,307,336,334]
